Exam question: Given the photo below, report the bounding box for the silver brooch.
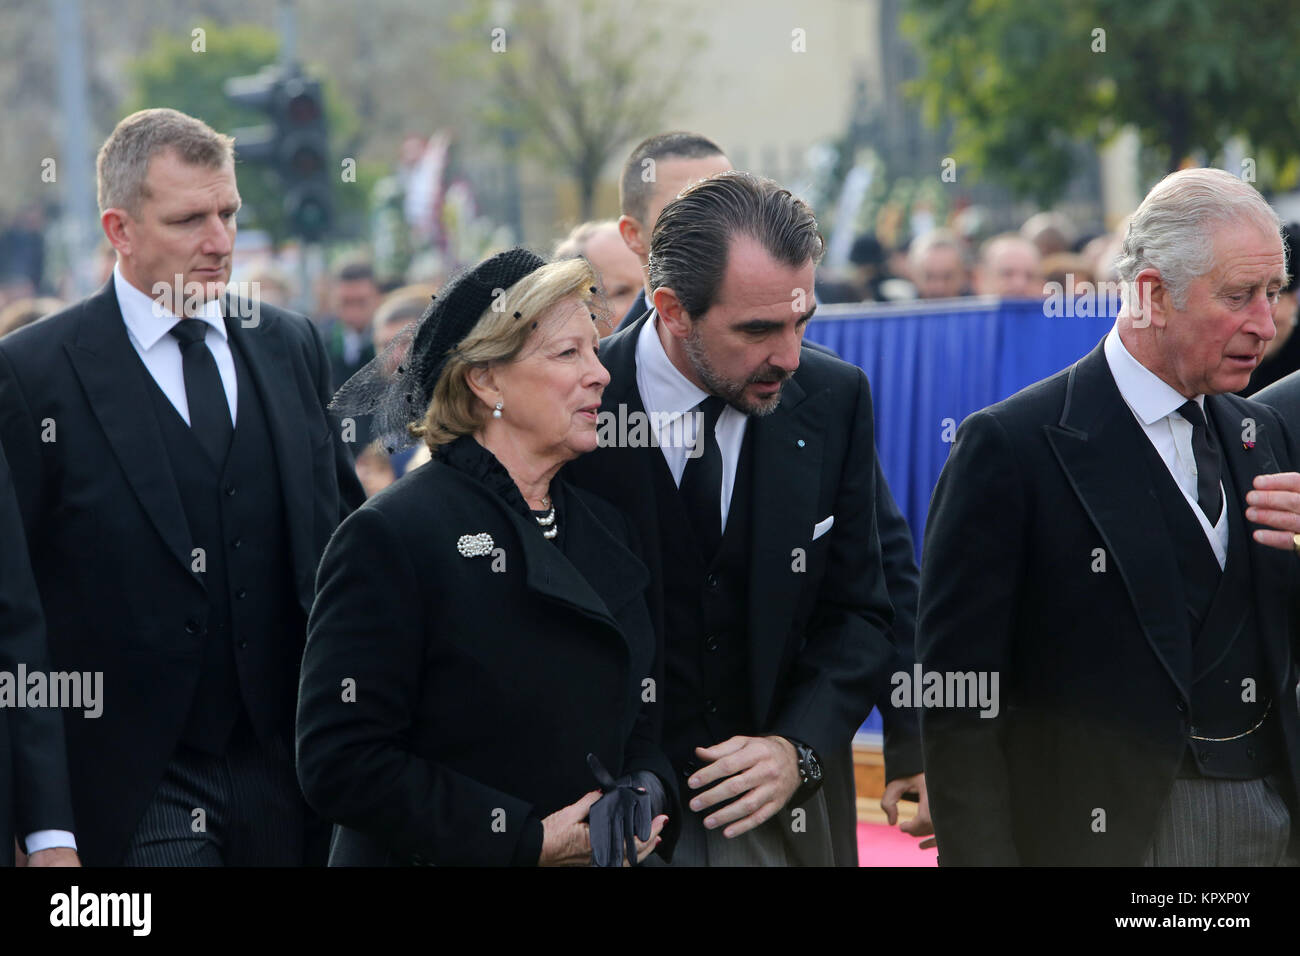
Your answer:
[457,532,494,557]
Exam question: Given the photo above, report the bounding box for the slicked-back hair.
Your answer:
[97,108,235,216]
[648,171,823,320]
[620,131,725,223]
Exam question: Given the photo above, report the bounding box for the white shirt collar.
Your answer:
[635,311,710,417]
[1103,322,1203,424]
[114,264,226,352]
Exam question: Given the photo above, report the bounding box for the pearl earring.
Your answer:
[493,401,503,419]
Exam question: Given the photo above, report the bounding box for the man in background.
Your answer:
[616,132,732,329]
[909,230,971,300]
[554,220,644,329]
[974,233,1043,299]
[321,257,381,389]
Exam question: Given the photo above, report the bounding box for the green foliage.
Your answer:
[124,20,366,243]
[902,0,1300,202]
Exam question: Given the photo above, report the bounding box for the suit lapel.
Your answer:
[453,467,630,639]
[746,375,822,723]
[1044,341,1192,699]
[574,315,665,590]
[66,281,195,578]
[1207,393,1293,694]
[224,303,315,608]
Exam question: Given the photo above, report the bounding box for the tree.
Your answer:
[452,0,702,220]
[125,20,368,243]
[902,0,1300,202]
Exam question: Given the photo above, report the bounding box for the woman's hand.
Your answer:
[538,790,602,866]
[628,814,669,865]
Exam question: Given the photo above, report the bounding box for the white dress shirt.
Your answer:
[635,313,748,530]
[114,265,238,425]
[1104,323,1228,569]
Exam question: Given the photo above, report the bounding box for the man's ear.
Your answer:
[464,364,499,411]
[1134,268,1168,328]
[652,287,693,340]
[618,214,648,260]
[101,208,131,257]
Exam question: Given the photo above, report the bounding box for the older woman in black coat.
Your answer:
[297,250,676,866]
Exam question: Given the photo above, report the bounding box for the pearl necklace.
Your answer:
[533,495,557,539]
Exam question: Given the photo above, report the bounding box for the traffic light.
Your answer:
[224,66,334,241]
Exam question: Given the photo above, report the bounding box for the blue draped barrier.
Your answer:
[805,297,1117,740]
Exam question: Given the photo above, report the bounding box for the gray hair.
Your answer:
[1116,167,1282,310]
[97,108,235,215]
[909,229,969,268]
[553,220,618,259]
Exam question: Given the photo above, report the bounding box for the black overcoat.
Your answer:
[296,438,680,866]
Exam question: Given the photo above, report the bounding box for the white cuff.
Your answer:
[24,830,78,854]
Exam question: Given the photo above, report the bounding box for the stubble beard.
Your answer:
[683,321,788,417]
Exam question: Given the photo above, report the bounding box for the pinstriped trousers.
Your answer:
[1143,775,1294,866]
[121,724,306,866]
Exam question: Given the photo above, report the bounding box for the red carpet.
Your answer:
[857,822,939,866]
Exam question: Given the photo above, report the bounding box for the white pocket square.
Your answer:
[812,515,835,540]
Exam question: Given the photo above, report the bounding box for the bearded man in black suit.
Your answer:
[0,108,363,866]
[567,171,905,865]
[920,167,1300,866]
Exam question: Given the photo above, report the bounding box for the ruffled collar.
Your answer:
[436,434,554,525]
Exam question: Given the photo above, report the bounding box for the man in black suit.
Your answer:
[319,257,380,390]
[567,171,905,865]
[615,133,732,331]
[615,135,931,862]
[1,439,78,867]
[920,167,1300,865]
[0,108,363,866]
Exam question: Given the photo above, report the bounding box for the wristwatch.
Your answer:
[790,738,823,801]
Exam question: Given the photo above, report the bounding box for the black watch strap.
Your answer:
[789,738,823,801]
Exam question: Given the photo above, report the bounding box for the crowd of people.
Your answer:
[4,106,1300,869]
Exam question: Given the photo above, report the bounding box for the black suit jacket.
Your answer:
[296,452,678,865]
[617,290,649,333]
[1254,367,1300,427]
[0,279,364,865]
[0,439,75,865]
[565,313,899,865]
[919,340,1300,865]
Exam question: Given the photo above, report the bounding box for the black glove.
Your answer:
[586,752,666,867]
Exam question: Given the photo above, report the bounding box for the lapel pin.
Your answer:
[796,439,805,448]
[1243,440,1255,449]
[457,532,494,557]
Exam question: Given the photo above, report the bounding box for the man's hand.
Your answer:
[26,847,80,867]
[1247,473,1300,551]
[687,735,801,838]
[881,772,935,849]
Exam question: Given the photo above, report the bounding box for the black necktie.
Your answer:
[679,396,726,556]
[170,319,233,466]
[1178,399,1222,525]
